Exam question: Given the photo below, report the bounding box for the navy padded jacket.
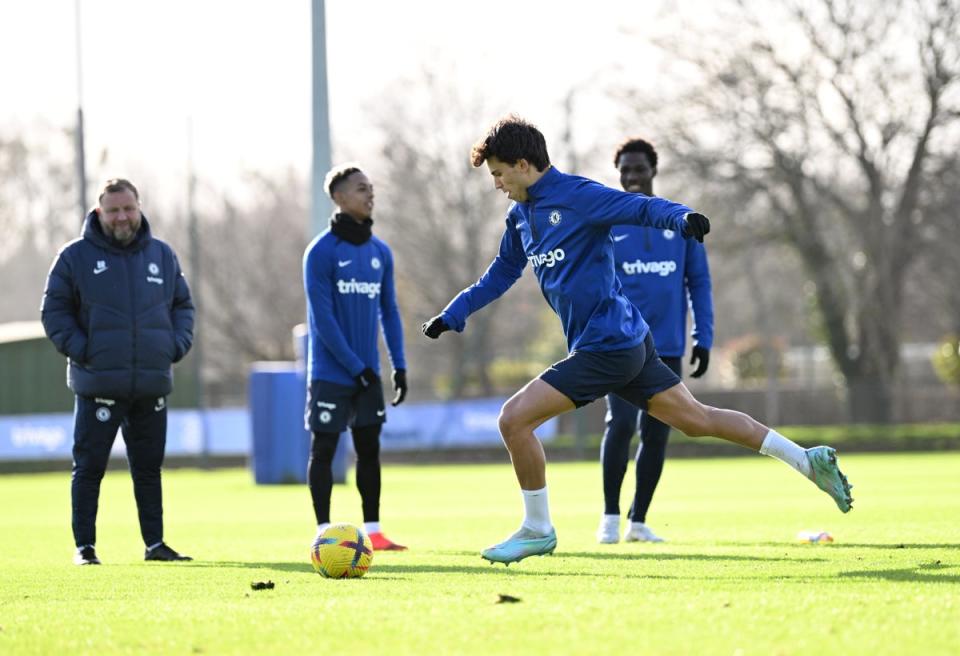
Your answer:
[41,211,194,400]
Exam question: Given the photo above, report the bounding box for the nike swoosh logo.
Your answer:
[93,267,108,274]
[338,260,351,267]
[613,234,629,242]
[376,409,385,417]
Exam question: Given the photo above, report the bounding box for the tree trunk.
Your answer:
[846,374,893,424]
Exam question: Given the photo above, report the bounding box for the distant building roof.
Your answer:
[0,321,47,345]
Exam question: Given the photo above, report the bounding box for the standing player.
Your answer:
[304,164,408,552]
[421,116,852,565]
[596,138,713,544]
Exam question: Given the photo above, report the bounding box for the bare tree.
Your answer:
[622,0,960,422]
[911,145,960,335]
[364,68,545,398]
[191,170,309,403]
[0,127,78,322]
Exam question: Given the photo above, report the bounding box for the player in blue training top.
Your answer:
[421,116,853,565]
[304,164,408,552]
[596,137,714,545]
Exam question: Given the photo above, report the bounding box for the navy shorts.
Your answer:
[305,379,386,433]
[539,333,681,410]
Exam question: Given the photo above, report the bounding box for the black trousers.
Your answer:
[308,424,382,525]
[71,395,167,547]
[600,356,683,522]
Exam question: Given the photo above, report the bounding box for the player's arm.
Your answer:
[303,245,366,377]
[169,251,195,363]
[378,246,408,405]
[423,218,527,338]
[577,180,710,241]
[40,250,88,363]
[378,246,405,371]
[686,239,714,377]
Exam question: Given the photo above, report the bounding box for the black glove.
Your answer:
[682,212,710,242]
[354,367,380,390]
[689,345,710,378]
[421,315,450,339]
[391,369,408,406]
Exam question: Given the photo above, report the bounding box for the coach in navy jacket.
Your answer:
[41,178,194,566]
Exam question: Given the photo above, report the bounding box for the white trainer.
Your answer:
[596,514,620,544]
[624,522,665,543]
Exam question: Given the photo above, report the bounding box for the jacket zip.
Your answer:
[529,200,538,241]
[128,254,138,398]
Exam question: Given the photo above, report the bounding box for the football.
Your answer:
[311,523,373,578]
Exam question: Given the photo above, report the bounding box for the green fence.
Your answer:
[0,321,198,415]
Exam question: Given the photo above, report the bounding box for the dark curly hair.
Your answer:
[471,115,550,171]
[613,138,658,170]
[324,164,363,197]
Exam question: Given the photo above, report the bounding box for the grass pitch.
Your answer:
[1,453,957,655]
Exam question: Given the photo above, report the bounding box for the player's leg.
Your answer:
[625,412,670,542]
[597,393,639,543]
[646,382,766,448]
[350,382,405,550]
[71,395,122,564]
[352,424,403,550]
[351,424,382,525]
[615,335,852,513]
[308,430,339,528]
[480,378,573,564]
[498,377,574,490]
[646,383,853,512]
[483,347,648,564]
[625,356,681,543]
[305,380,354,541]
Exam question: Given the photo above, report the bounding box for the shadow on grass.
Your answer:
[183,558,688,579]
[731,542,959,551]
[435,549,824,563]
[186,561,313,573]
[552,550,824,563]
[839,561,959,584]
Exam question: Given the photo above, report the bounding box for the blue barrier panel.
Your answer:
[0,393,556,464]
[379,398,557,450]
[0,407,251,461]
[248,363,349,485]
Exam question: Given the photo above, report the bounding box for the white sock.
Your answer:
[521,487,552,535]
[600,514,619,527]
[315,522,330,537]
[363,522,381,535]
[759,429,812,478]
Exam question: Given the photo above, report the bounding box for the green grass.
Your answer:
[1,453,958,655]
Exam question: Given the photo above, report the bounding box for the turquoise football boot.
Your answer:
[806,446,853,513]
[481,527,558,565]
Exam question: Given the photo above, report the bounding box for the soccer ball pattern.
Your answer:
[311,523,373,578]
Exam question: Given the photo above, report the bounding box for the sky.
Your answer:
[0,0,697,214]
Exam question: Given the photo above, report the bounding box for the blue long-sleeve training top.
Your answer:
[611,223,713,357]
[440,167,697,353]
[304,230,405,386]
